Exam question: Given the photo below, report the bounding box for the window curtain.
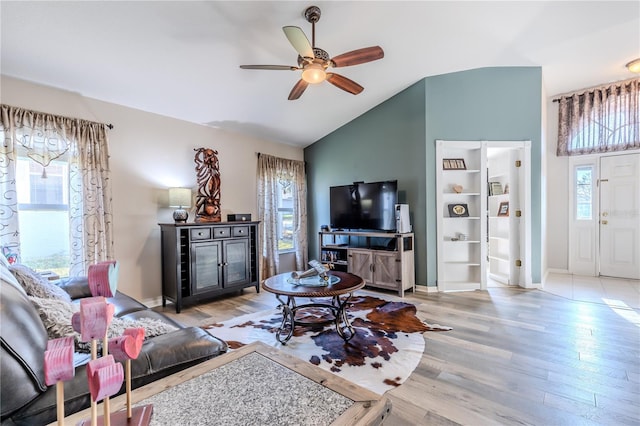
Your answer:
[0,104,114,276]
[257,153,307,279]
[557,78,640,156]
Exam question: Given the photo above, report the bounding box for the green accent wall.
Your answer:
[305,67,542,286]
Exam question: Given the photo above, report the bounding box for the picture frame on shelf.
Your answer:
[448,203,469,217]
[489,182,503,196]
[497,201,509,216]
[443,158,466,170]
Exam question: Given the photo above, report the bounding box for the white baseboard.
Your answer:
[141,297,163,308]
[519,282,543,289]
[546,268,570,275]
[415,285,438,293]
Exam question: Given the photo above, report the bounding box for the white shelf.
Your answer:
[489,272,510,285]
[443,192,481,196]
[444,261,481,266]
[488,255,509,262]
[444,217,481,220]
[444,169,481,173]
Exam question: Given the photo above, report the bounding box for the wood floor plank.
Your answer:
[155,285,639,425]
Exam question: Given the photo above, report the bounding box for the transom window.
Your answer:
[557,78,639,156]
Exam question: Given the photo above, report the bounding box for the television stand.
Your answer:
[319,230,415,297]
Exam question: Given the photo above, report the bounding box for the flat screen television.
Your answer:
[330,180,398,231]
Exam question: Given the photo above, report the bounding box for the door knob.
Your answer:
[601,220,608,225]
[602,212,608,217]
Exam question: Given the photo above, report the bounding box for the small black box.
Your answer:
[227,213,251,222]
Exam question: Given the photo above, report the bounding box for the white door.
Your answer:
[599,153,640,279]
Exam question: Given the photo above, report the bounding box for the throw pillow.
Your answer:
[28,296,179,354]
[9,264,72,302]
[1,263,27,296]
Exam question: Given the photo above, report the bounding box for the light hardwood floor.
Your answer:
[155,278,640,425]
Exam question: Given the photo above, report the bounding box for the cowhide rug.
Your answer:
[204,295,451,395]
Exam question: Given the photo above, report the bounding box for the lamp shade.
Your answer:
[168,188,192,208]
[302,63,326,84]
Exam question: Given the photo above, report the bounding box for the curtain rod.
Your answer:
[1,103,114,129]
[552,77,639,102]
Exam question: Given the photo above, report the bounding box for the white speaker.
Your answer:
[395,204,411,233]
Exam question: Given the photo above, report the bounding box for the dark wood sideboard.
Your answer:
[159,221,260,313]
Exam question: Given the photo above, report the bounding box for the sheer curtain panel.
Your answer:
[257,153,307,279]
[557,78,640,156]
[0,104,113,276]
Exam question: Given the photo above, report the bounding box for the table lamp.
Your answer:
[169,188,192,223]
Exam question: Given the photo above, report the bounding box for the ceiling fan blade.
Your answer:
[240,65,299,71]
[288,79,309,100]
[325,73,364,95]
[330,46,384,68]
[283,26,314,59]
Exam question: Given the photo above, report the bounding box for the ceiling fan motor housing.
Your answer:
[304,6,321,23]
[297,48,330,67]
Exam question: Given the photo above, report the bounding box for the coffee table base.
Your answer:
[275,293,357,344]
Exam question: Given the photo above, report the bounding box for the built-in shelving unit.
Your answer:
[436,140,487,291]
[436,140,532,291]
[319,230,415,297]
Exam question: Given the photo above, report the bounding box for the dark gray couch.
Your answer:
[1,271,227,425]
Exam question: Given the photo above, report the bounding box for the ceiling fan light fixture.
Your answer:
[626,58,640,73]
[301,63,326,84]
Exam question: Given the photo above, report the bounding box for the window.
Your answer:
[557,79,639,156]
[277,180,294,252]
[16,155,70,276]
[575,165,593,220]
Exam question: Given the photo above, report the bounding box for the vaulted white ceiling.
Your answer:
[1,1,638,147]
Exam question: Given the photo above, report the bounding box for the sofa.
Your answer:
[0,258,228,426]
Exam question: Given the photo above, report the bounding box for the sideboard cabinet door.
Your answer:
[191,241,222,295]
[223,238,250,288]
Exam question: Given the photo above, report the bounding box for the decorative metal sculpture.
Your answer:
[193,147,221,222]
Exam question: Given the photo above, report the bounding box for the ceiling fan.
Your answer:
[239,5,384,100]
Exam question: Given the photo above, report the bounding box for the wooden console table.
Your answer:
[57,342,391,426]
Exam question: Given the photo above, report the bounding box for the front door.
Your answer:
[599,153,640,279]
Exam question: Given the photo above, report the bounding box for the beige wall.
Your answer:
[1,76,303,304]
[545,99,570,272]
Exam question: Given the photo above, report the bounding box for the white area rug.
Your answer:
[204,295,451,395]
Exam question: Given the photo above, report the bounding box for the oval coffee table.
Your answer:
[262,271,365,344]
